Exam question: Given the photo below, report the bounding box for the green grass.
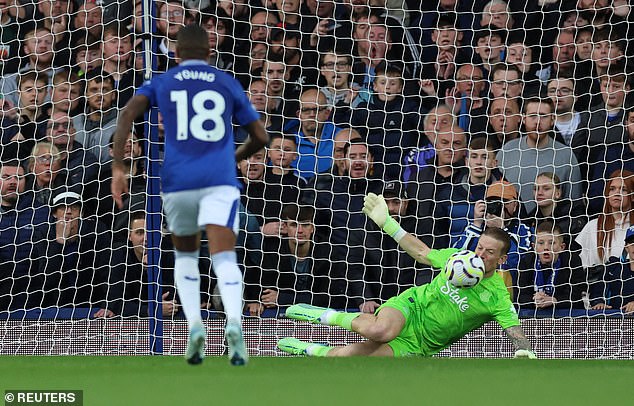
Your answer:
[1,356,631,405]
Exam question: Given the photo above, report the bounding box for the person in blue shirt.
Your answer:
[111,24,269,366]
[290,88,341,180]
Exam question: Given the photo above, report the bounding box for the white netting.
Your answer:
[0,0,633,357]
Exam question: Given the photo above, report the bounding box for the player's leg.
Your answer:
[286,304,405,342]
[199,186,248,366]
[278,337,393,357]
[163,190,205,365]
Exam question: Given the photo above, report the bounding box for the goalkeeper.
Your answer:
[278,193,536,358]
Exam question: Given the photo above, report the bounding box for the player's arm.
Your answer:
[362,193,433,266]
[235,119,269,162]
[504,325,537,359]
[111,94,150,209]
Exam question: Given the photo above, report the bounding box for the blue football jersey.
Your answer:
[136,60,260,193]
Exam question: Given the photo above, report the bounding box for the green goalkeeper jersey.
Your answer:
[386,248,520,356]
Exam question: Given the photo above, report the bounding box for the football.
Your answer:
[445,250,486,288]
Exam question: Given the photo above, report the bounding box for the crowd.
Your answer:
[0,0,634,317]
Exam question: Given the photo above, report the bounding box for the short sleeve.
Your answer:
[135,78,158,107]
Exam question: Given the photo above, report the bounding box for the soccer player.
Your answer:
[278,193,537,358]
[112,24,269,366]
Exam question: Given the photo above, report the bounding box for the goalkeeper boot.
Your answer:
[185,322,206,365]
[277,337,331,357]
[226,321,249,366]
[285,304,335,325]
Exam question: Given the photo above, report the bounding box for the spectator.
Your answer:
[244,79,279,132]
[576,170,634,270]
[0,160,50,311]
[350,62,419,180]
[536,29,576,83]
[471,26,505,77]
[73,70,118,164]
[497,97,582,213]
[444,63,487,134]
[575,26,594,62]
[522,172,587,247]
[547,76,586,147]
[351,20,393,91]
[590,28,627,79]
[96,211,179,318]
[29,189,111,309]
[0,0,20,74]
[516,221,586,312]
[269,29,319,97]
[504,33,542,97]
[0,26,57,109]
[101,22,141,107]
[479,0,515,30]
[73,0,103,38]
[588,108,634,214]
[43,69,83,119]
[262,53,299,127]
[354,180,423,314]
[408,125,467,248]
[237,147,267,226]
[156,0,187,71]
[260,133,305,236]
[3,71,49,159]
[45,111,99,192]
[246,8,279,46]
[244,204,331,315]
[331,127,362,177]
[489,63,526,101]
[71,31,102,78]
[304,139,383,308]
[402,104,453,182]
[449,137,504,244]
[418,12,470,102]
[573,66,630,214]
[200,8,234,71]
[484,96,521,150]
[588,224,634,313]
[98,130,146,242]
[453,180,533,294]
[23,142,66,206]
[290,88,341,180]
[318,48,368,126]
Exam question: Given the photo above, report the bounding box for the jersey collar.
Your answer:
[180,59,208,66]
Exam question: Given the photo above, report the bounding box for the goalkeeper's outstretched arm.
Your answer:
[505,326,537,359]
[362,193,433,266]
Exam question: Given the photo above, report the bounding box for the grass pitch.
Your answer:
[1,356,630,405]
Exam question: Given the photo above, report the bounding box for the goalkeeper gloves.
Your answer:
[363,193,406,242]
[514,349,537,359]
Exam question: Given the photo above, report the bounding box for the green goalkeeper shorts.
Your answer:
[377,287,426,357]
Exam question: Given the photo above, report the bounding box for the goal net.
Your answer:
[0,0,632,358]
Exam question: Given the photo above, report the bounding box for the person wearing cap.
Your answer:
[516,221,586,313]
[0,159,50,311]
[453,180,533,294]
[29,188,111,309]
[354,180,424,314]
[588,224,634,314]
[497,97,582,214]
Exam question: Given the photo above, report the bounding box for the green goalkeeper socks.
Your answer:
[330,311,361,331]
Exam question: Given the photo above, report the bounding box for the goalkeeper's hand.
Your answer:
[363,192,389,228]
[514,349,537,359]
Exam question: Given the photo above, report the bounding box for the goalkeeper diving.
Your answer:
[277,192,536,358]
